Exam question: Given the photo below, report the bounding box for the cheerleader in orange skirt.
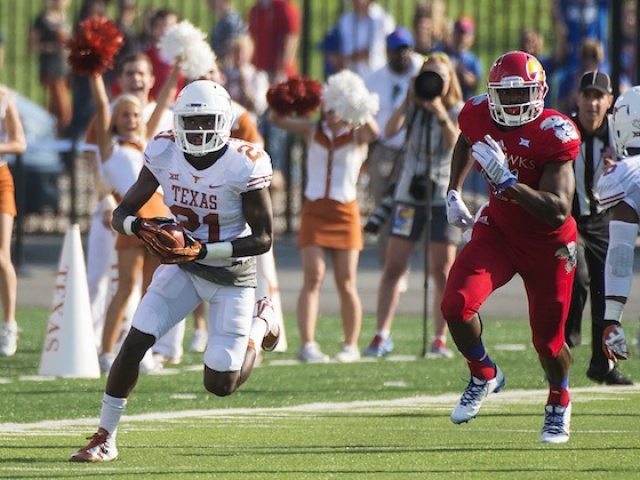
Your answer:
[0,87,26,356]
[269,70,379,363]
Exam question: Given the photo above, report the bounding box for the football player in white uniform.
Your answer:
[595,86,640,364]
[70,80,279,463]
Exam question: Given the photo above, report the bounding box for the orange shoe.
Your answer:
[69,427,118,462]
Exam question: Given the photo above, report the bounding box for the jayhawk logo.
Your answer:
[526,57,546,83]
[540,116,580,143]
[555,241,577,273]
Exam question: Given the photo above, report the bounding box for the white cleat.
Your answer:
[540,403,571,444]
[451,366,505,424]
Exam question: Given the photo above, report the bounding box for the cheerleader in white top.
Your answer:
[269,70,379,363]
[88,63,179,373]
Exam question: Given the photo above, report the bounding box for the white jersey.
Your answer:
[144,133,272,267]
[597,154,640,213]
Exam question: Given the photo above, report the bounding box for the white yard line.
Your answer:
[1,384,639,434]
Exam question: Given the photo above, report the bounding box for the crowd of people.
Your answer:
[0,0,638,454]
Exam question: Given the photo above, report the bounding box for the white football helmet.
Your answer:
[612,86,640,158]
[173,80,233,155]
[487,51,548,127]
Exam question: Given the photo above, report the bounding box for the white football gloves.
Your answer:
[603,323,630,362]
[446,190,473,228]
[471,135,517,192]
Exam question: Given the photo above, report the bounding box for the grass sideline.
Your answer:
[1,307,640,479]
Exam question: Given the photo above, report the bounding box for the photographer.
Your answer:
[364,53,463,358]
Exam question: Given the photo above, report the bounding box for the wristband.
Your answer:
[604,300,625,324]
[202,241,233,260]
[100,194,117,211]
[123,216,138,236]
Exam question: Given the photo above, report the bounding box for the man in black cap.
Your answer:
[566,71,633,385]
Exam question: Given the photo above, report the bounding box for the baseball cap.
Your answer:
[579,71,613,95]
[454,16,475,34]
[386,27,414,50]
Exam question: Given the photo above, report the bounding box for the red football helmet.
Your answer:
[487,51,548,127]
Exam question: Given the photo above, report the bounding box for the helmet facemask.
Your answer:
[488,79,547,127]
[175,111,232,156]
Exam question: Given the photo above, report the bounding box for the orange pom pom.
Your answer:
[67,16,125,76]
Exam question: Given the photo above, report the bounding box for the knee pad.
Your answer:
[605,221,638,298]
[440,291,468,323]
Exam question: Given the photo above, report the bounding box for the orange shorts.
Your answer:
[297,198,363,251]
[115,191,171,250]
[0,163,17,217]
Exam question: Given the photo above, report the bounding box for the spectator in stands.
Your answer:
[106,0,141,95]
[444,16,482,100]
[143,8,185,101]
[555,38,606,114]
[552,0,609,76]
[64,0,110,141]
[519,29,560,82]
[138,6,156,51]
[335,0,395,78]
[248,0,300,84]
[412,0,448,56]
[318,23,342,79]
[364,53,463,358]
[247,0,301,184]
[223,34,269,125]
[0,87,27,357]
[208,0,247,59]
[28,0,73,137]
[363,27,423,269]
[620,1,637,92]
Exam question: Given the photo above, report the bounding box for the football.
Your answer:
[158,223,185,249]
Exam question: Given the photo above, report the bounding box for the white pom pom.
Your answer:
[181,41,217,80]
[159,21,216,79]
[322,70,379,126]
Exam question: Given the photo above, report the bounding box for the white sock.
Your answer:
[100,393,127,440]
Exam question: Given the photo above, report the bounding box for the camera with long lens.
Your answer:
[364,183,396,234]
[413,70,444,101]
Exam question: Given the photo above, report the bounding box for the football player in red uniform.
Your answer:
[442,51,581,443]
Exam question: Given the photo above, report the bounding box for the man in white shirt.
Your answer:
[363,26,423,263]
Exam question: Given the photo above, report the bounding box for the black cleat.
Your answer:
[586,366,633,385]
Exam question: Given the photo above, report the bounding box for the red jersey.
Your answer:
[459,95,581,240]
[248,0,300,78]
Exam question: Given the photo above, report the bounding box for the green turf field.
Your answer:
[1,308,639,479]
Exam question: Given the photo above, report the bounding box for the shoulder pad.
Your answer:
[146,132,175,156]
